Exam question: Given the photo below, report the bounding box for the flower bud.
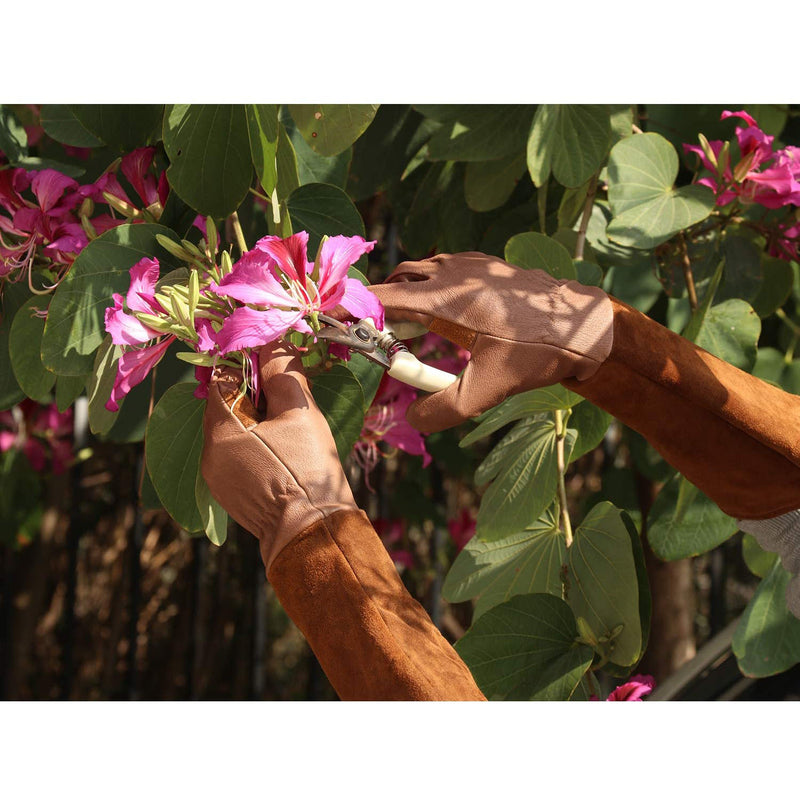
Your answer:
[102,192,141,220]
[156,234,198,264]
[698,133,717,169]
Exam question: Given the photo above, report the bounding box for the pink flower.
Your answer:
[591,674,656,701]
[211,232,383,354]
[352,375,431,486]
[106,338,173,412]
[448,509,476,552]
[0,401,73,474]
[374,518,414,571]
[684,110,800,209]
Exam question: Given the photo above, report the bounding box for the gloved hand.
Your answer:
[200,340,357,571]
[369,251,614,432]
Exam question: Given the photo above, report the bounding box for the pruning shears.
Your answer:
[317,315,458,393]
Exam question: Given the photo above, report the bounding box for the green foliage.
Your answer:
[10,296,55,403]
[694,299,760,372]
[70,105,163,152]
[1,282,33,410]
[504,231,575,279]
[647,476,737,560]
[246,104,279,197]
[310,364,365,461]
[733,561,800,678]
[742,534,779,579]
[455,593,594,700]
[607,132,715,249]
[42,224,181,376]
[289,105,379,157]
[163,104,253,218]
[195,470,228,546]
[40,104,104,148]
[464,153,527,212]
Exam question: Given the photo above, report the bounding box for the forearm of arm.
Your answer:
[564,297,800,520]
[266,509,486,701]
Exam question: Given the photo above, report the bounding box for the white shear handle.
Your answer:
[378,320,458,393]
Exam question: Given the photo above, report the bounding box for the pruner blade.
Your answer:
[316,314,390,369]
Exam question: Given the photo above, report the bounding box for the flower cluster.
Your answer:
[0,147,173,289]
[103,230,384,413]
[590,674,655,701]
[684,110,800,210]
[0,400,73,474]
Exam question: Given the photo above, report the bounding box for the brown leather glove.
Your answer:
[200,340,357,571]
[368,252,615,432]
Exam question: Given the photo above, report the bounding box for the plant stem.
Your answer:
[679,232,699,311]
[230,211,248,255]
[554,409,573,547]
[574,173,599,261]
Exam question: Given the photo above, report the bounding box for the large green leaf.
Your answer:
[461,385,583,447]
[163,104,252,218]
[86,336,121,436]
[715,234,762,306]
[733,561,800,678]
[443,505,565,618]
[0,282,28,409]
[311,364,365,461]
[567,401,611,462]
[426,105,535,162]
[527,104,612,188]
[566,501,642,667]
[752,347,800,394]
[504,231,575,280]
[145,382,205,532]
[39,104,103,148]
[0,106,28,161]
[282,110,352,188]
[55,374,86,412]
[41,224,180,376]
[464,153,527,212]
[647,475,737,560]
[455,593,593,700]
[10,296,54,403]
[694,299,760,371]
[475,416,576,541]
[742,534,779,579]
[195,470,228,546]
[606,132,715,249]
[288,105,379,157]
[286,183,366,266]
[71,105,163,152]
[246,104,279,197]
[751,254,793,318]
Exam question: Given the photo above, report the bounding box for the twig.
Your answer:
[554,409,573,547]
[574,173,599,261]
[230,211,248,255]
[679,232,699,311]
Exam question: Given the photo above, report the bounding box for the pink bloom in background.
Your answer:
[374,518,414,571]
[591,674,655,702]
[448,509,476,551]
[683,109,800,210]
[211,231,383,353]
[0,401,73,474]
[352,375,431,486]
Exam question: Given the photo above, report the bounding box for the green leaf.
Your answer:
[246,104,279,197]
[71,104,163,152]
[286,183,366,268]
[311,364,365,461]
[41,223,181,376]
[443,505,565,618]
[0,282,31,410]
[288,105,379,157]
[86,337,120,435]
[426,105,535,163]
[647,475,737,560]
[145,383,205,532]
[464,153,527,212]
[475,417,576,541]
[10,296,55,403]
[275,123,300,205]
[195,470,228,546]
[733,561,800,678]
[55,374,86,412]
[716,234,762,305]
[567,401,611,462]
[163,104,252,218]
[574,260,603,287]
[0,106,28,161]
[693,299,760,371]
[504,231,575,280]
[527,104,611,188]
[39,104,103,148]
[742,533,779,579]
[566,501,642,667]
[283,111,352,189]
[751,255,793,318]
[606,133,715,249]
[455,593,594,701]
[461,385,583,447]
[752,347,800,394]
[347,353,384,411]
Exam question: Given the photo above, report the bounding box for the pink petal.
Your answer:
[104,294,158,346]
[126,257,162,314]
[316,236,376,301]
[214,306,306,354]
[339,279,385,328]
[121,147,158,207]
[194,366,213,399]
[105,337,174,412]
[212,249,299,308]
[31,169,78,213]
[0,431,17,451]
[721,109,759,128]
[606,674,655,701]
[194,318,218,353]
[255,231,311,284]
